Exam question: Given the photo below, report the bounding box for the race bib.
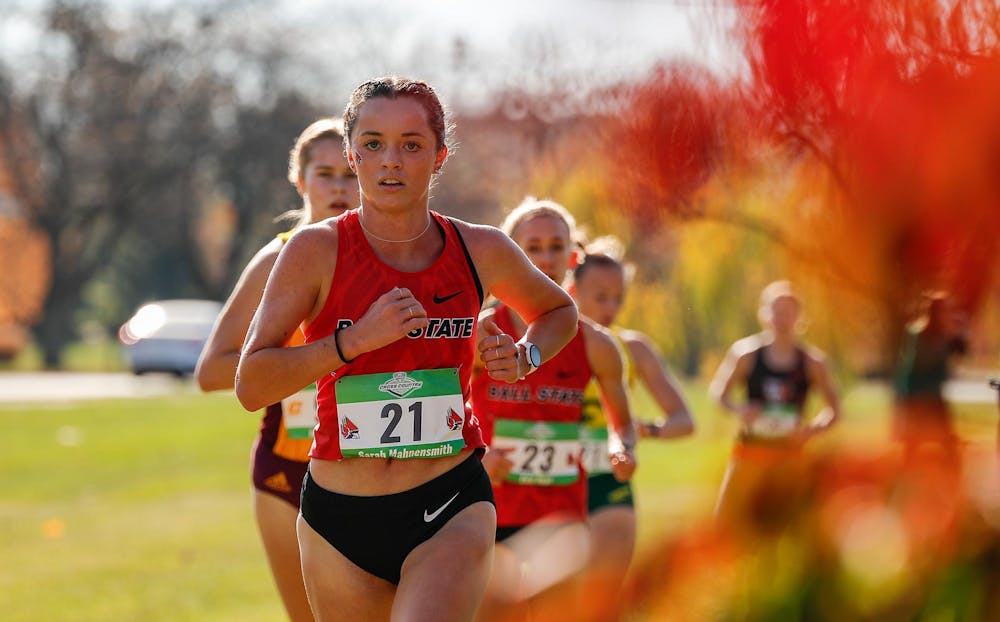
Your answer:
[493,419,581,485]
[580,427,612,475]
[749,404,799,439]
[335,369,466,459]
[280,383,318,440]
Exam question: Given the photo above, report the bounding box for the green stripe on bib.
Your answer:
[493,418,581,485]
[282,383,318,439]
[336,368,460,403]
[493,419,580,441]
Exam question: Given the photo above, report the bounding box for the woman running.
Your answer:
[471,198,638,621]
[195,117,358,621]
[892,290,968,465]
[236,77,578,622]
[569,236,695,607]
[709,280,840,534]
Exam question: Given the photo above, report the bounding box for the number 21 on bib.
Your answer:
[335,369,466,459]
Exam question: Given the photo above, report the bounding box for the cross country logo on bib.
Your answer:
[335,368,466,459]
[378,372,423,398]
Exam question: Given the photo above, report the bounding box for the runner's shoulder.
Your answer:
[581,317,620,355]
[729,334,764,362]
[446,217,494,237]
[278,219,338,266]
[241,237,285,283]
[616,327,657,354]
[800,342,830,369]
[449,219,517,258]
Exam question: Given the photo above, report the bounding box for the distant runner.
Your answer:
[709,280,840,533]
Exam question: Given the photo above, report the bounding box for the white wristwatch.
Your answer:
[517,340,542,379]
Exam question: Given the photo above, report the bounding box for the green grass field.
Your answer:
[1,380,996,621]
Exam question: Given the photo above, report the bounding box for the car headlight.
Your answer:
[119,304,167,345]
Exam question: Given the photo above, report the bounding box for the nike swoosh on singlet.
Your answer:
[433,291,462,304]
[423,491,461,523]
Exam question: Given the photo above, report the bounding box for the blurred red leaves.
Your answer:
[738,0,1000,312]
[604,1,1000,328]
[611,444,996,620]
[603,63,735,222]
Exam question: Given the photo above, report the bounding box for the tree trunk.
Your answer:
[34,291,79,369]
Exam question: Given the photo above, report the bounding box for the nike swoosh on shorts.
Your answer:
[423,491,461,523]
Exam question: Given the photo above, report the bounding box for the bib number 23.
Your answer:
[493,419,581,486]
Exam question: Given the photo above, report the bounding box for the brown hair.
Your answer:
[343,76,452,157]
[573,235,636,284]
[287,117,347,186]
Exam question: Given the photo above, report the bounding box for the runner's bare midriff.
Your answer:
[309,450,471,496]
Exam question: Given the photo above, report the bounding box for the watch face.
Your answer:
[528,344,542,368]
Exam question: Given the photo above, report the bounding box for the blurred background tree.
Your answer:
[0,3,324,366]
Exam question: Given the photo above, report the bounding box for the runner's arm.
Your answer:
[237,239,433,411]
[586,322,638,482]
[804,350,841,436]
[195,240,281,392]
[236,227,343,411]
[624,330,695,439]
[709,340,758,424]
[459,222,578,382]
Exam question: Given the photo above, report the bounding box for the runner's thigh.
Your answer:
[297,513,394,622]
[394,502,496,622]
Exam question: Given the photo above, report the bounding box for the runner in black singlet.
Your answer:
[709,280,841,534]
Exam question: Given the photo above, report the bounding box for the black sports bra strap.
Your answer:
[447,217,485,308]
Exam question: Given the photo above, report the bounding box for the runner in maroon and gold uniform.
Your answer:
[236,77,578,622]
[196,118,357,622]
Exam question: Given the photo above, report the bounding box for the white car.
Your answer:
[118,299,222,375]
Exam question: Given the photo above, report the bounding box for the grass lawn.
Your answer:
[1,379,997,620]
[0,393,278,622]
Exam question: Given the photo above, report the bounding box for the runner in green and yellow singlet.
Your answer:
[569,236,694,615]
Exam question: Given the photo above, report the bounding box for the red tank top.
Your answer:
[304,210,486,460]
[471,305,591,526]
